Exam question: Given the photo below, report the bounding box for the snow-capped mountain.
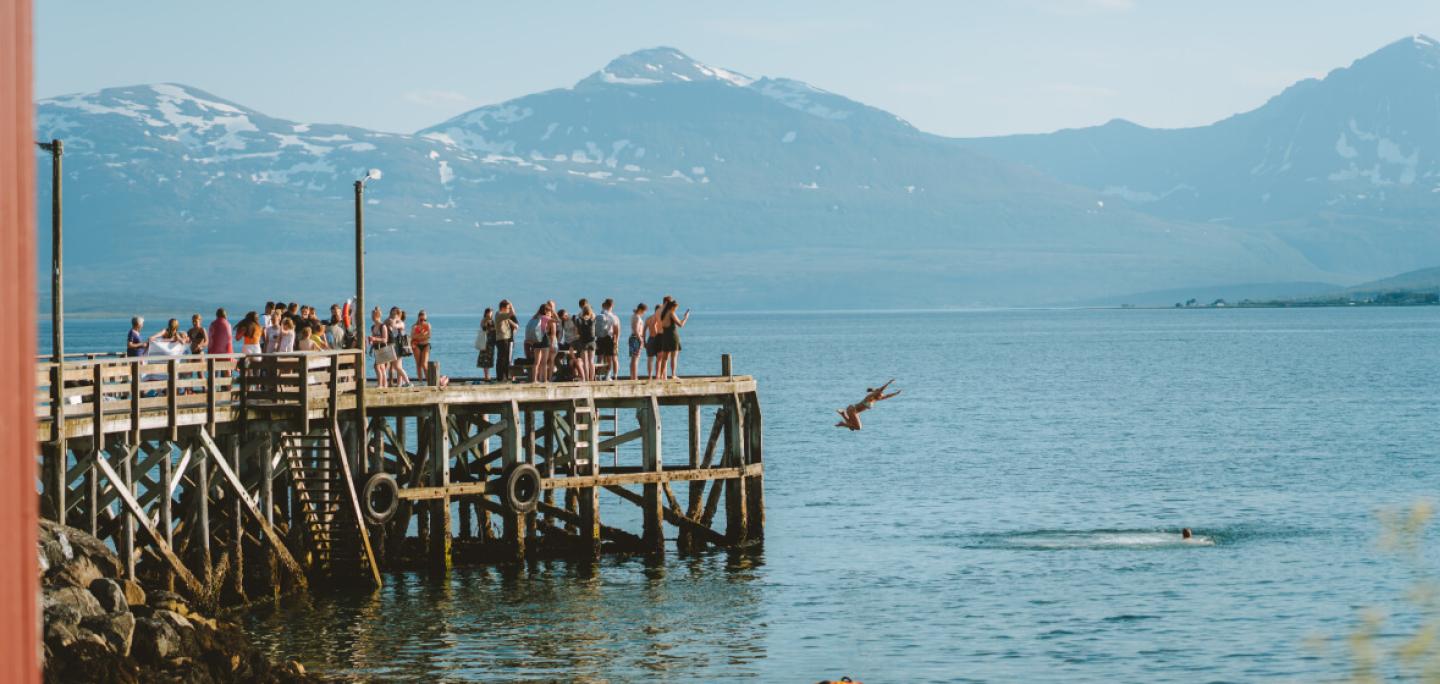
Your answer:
[35,47,1351,310]
[961,34,1440,276]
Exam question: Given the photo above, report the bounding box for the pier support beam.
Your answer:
[641,397,665,554]
[724,394,748,544]
[428,404,452,571]
[500,401,526,560]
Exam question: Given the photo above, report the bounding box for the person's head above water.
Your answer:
[1181,528,1193,539]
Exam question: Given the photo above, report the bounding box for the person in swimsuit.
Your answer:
[628,303,648,380]
[655,300,690,380]
[368,307,391,388]
[235,312,264,356]
[835,380,901,431]
[412,310,432,384]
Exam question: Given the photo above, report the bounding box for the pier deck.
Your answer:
[33,350,764,599]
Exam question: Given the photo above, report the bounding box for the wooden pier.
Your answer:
[32,350,764,599]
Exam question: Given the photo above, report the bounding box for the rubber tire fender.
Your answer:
[502,463,541,514]
[360,472,400,524]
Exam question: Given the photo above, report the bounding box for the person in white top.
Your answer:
[274,317,297,352]
[597,298,622,380]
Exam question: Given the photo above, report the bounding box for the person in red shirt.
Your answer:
[207,308,234,355]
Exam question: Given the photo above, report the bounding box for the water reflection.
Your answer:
[243,549,768,681]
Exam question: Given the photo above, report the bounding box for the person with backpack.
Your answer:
[493,300,518,382]
[526,303,553,383]
[576,299,598,382]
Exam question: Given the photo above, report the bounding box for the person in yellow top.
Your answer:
[411,310,432,384]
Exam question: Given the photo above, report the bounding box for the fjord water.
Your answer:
[48,308,1440,681]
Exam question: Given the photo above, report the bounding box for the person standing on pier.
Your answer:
[526,304,551,383]
[576,300,598,382]
[207,309,233,355]
[645,301,665,379]
[368,307,393,388]
[629,303,648,380]
[126,317,146,357]
[655,300,689,380]
[493,300,518,382]
[235,312,263,355]
[186,314,207,356]
[475,308,495,381]
[598,299,621,380]
[412,310,432,384]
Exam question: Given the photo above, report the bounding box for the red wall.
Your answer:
[0,0,39,681]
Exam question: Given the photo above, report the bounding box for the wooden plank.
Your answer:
[603,484,727,547]
[90,451,204,597]
[725,393,748,544]
[429,403,452,570]
[196,429,308,590]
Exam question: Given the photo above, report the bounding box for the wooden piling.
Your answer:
[641,396,665,553]
[428,403,452,571]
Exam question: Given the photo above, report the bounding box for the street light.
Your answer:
[354,168,380,472]
[36,139,63,521]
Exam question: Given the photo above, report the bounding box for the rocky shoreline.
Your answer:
[39,520,315,683]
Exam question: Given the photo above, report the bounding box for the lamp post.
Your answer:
[37,139,63,522]
[354,168,380,472]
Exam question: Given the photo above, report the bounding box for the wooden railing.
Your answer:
[34,350,361,435]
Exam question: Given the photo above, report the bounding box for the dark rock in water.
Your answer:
[50,554,103,590]
[81,611,136,657]
[90,578,130,614]
[132,616,183,664]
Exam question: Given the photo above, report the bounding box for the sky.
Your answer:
[35,1,1440,138]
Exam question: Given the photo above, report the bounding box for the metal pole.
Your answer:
[40,140,64,522]
[354,180,367,473]
[47,139,61,366]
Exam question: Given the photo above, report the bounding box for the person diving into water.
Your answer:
[835,380,901,431]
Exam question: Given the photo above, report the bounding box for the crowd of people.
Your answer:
[125,295,695,386]
[471,296,690,383]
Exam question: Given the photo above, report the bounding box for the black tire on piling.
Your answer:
[361,472,400,524]
[502,463,541,514]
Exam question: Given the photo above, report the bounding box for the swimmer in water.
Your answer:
[1182,528,1193,540]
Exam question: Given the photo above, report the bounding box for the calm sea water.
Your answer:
[43,307,1440,682]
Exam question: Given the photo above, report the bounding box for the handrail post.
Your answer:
[721,354,732,378]
[205,357,217,432]
[165,358,178,442]
[297,353,311,434]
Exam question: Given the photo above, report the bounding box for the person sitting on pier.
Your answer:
[835,380,902,431]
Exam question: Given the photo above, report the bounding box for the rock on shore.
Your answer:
[40,520,313,683]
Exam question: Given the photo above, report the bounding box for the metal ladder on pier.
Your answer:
[279,422,381,587]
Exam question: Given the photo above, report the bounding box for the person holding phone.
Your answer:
[655,300,690,380]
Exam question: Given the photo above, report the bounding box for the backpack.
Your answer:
[578,315,596,344]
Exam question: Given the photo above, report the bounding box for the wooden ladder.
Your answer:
[595,405,618,468]
[279,423,381,587]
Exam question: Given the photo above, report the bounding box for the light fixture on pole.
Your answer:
[353,168,380,473]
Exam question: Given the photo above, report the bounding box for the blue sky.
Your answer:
[36,0,1440,137]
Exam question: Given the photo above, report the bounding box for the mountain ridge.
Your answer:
[36,40,1435,311]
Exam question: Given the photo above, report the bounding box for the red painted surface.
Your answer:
[0,0,39,681]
